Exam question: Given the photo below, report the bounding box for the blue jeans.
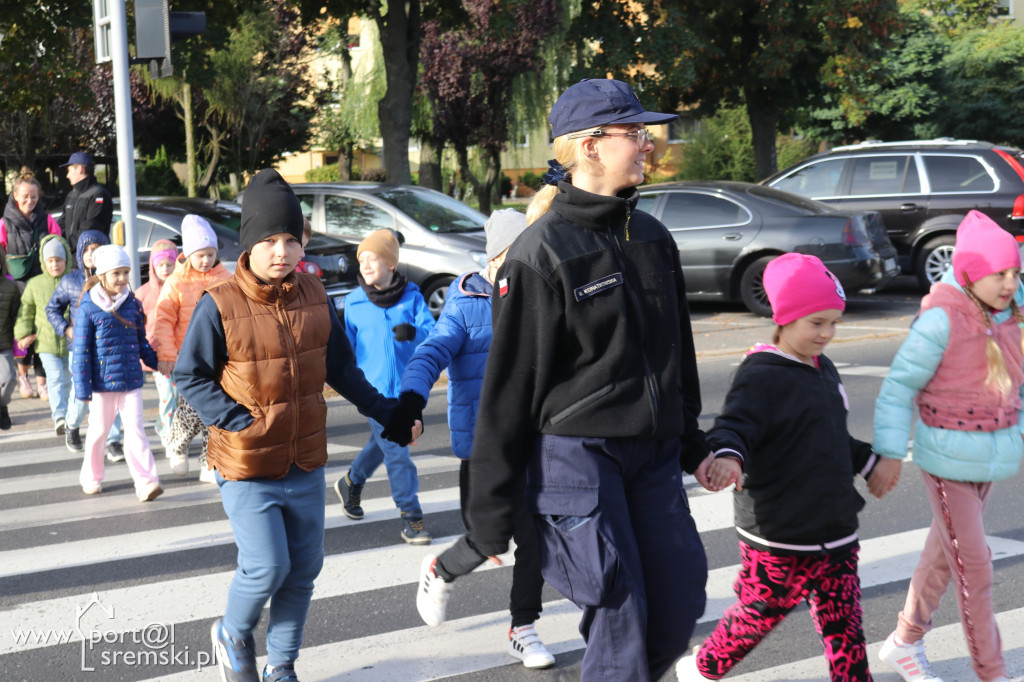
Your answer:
[349,417,422,517]
[66,350,121,442]
[217,464,326,668]
[152,371,178,440]
[38,353,71,427]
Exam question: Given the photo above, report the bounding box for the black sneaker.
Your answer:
[263,664,299,681]
[0,405,10,430]
[105,442,125,463]
[210,618,258,682]
[334,472,364,520]
[66,427,84,453]
[401,514,432,545]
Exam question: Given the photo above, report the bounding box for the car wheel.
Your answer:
[915,235,956,290]
[739,256,776,317]
[422,276,455,318]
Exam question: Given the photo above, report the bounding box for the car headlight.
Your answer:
[470,250,488,268]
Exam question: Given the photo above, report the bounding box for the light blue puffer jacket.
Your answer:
[873,269,1024,482]
[401,271,492,459]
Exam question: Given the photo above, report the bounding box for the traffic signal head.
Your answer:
[135,0,206,79]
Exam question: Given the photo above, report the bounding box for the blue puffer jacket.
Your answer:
[874,268,1024,482]
[72,288,158,401]
[344,280,435,399]
[402,271,492,458]
[46,230,109,339]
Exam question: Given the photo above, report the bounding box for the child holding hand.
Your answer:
[73,245,162,502]
[690,253,896,682]
[135,240,179,451]
[152,216,231,478]
[874,211,1024,682]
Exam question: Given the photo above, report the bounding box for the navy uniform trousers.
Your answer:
[526,434,708,681]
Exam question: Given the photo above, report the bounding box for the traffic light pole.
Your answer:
[101,0,142,288]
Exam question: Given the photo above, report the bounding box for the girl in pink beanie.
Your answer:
[687,253,896,682]
[873,210,1024,682]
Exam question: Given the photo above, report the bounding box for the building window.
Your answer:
[515,132,529,148]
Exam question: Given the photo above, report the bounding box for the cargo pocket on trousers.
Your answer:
[529,487,619,608]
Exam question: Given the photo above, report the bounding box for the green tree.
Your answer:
[419,0,560,214]
[797,8,950,143]
[673,0,900,180]
[938,21,1024,147]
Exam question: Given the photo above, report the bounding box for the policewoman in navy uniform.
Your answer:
[466,79,712,681]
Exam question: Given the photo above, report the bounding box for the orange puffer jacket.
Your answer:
[151,258,232,363]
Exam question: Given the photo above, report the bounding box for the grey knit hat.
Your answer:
[42,239,67,262]
[484,209,529,261]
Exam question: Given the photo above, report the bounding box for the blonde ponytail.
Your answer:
[963,276,1012,394]
[524,134,604,226]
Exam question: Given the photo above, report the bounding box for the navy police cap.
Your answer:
[549,79,677,139]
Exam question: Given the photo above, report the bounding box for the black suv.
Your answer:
[763,139,1024,289]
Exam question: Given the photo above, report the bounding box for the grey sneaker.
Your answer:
[66,427,83,453]
[401,514,432,545]
[211,618,258,682]
[334,472,364,520]
[105,441,125,463]
[262,664,299,681]
[54,417,66,436]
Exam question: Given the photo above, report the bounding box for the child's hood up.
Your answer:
[74,230,109,272]
[38,233,74,273]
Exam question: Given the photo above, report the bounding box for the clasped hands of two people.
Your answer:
[695,452,903,499]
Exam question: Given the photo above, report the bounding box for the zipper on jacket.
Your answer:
[605,204,660,431]
[275,294,300,464]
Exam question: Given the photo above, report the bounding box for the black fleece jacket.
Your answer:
[709,349,876,554]
[467,182,709,556]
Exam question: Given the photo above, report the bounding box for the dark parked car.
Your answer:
[282,183,490,316]
[109,197,359,309]
[763,139,1024,289]
[637,181,900,316]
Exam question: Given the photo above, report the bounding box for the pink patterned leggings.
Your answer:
[697,542,871,681]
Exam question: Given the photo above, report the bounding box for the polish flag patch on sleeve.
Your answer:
[95,197,104,204]
[498,277,509,297]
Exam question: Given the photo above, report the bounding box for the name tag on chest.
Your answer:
[574,272,624,302]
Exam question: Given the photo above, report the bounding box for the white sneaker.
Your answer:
[879,632,943,681]
[169,453,189,476]
[82,482,102,495]
[675,646,711,681]
[416,555,453,627]
[199,465,217,484]
[137,482,163,502]
[508,623,555,669]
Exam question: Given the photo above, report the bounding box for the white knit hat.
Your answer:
[92,244,131,276]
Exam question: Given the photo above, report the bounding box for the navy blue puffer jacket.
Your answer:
[72,288,158,400]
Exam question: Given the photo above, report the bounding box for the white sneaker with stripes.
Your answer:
[879,632,943,681]
[508,623,555,669]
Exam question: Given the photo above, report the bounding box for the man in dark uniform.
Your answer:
[58,152,113,251]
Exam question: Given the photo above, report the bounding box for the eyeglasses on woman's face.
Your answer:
[567,128,654,148]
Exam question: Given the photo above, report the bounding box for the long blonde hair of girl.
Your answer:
[962,273,1024,394]
[78,274,138,329]
[525,135,603,226]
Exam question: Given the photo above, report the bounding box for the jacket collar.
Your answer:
[234,252,300,306]
[549,181,639,233]
[459,270,491,297]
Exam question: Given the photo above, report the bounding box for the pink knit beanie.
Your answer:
[763,253,847,325]
[952,210,1021,286]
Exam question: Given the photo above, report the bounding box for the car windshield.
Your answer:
[746,185,832,214]
[372,188,485,233]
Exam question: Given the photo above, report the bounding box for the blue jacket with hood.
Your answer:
[401,271,492,459]
[46,230,109,339]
